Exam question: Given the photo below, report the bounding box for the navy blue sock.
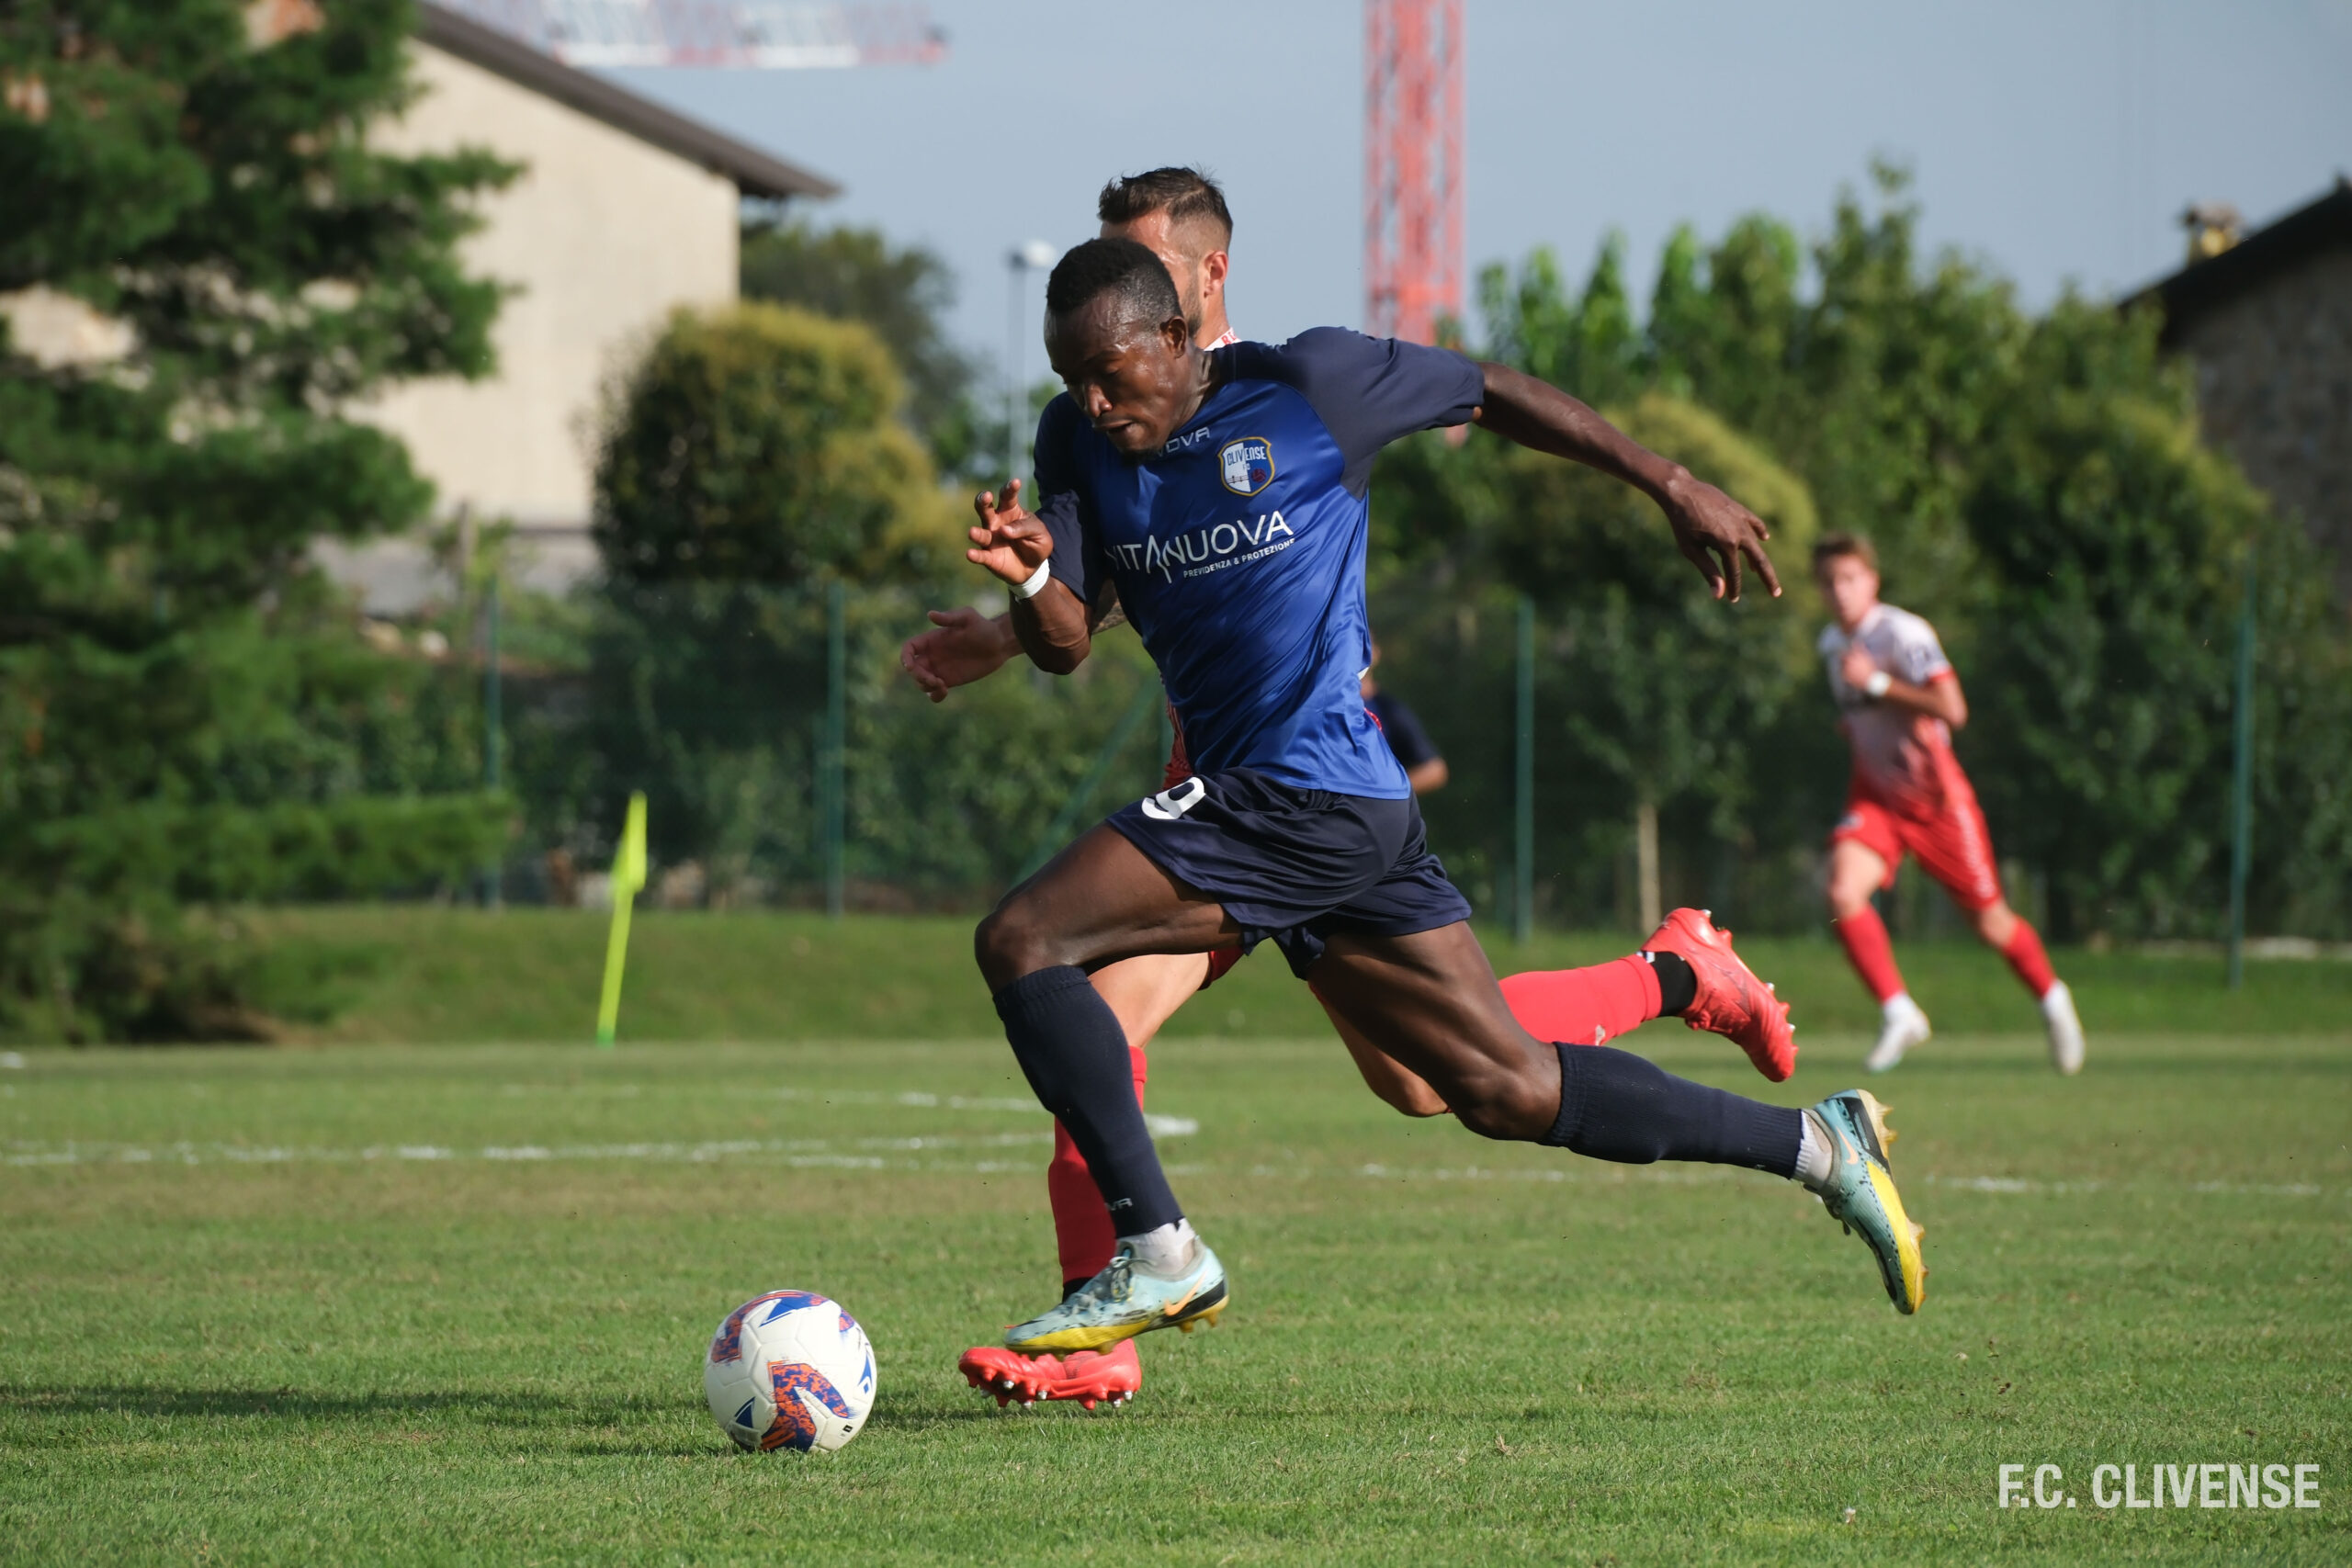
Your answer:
[1543,1043,1800,1177]
[994,966,1183,1236]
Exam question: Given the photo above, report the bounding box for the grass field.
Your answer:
[244,905,2352,1045]
[6,922,2348,1564]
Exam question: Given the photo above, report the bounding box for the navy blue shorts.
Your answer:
[1104,767,1473,978]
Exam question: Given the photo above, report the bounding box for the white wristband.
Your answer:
[1863,670,1892,698]
[1010,559,1051,600]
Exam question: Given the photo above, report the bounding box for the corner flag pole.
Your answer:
[597,791,648,1046]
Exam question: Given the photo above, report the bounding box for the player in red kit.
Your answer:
[1813,533,2085,1076]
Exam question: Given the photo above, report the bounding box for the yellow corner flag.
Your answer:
[595,791,648,1047]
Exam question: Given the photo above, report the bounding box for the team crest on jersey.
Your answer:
[1219,436,1275,496]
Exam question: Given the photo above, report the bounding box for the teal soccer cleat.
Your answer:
[1003,1238,1229,1354]
[1812,1089,1928,1314]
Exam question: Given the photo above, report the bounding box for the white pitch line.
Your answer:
[1918,1173,2324,1198]
[0,1117,1210,1170]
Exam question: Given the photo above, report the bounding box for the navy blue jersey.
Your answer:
[1033,328,1482,798]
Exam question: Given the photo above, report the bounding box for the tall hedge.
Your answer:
[0,0,513,1039]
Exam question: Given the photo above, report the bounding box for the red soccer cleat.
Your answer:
[1644,907,1797,1082]
[957,1339,1141,1412]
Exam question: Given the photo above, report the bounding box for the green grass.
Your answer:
[240,904,2352,1046]
[5,1018,2347,1562]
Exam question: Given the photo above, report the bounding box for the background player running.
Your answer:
[1360,637,1447,794]
[1813,532,2086,1075]
[962,239,1928,1368]
[912,174,1800,1410]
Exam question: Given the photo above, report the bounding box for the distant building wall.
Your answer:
[361,40,740,536]
[2166,245,2352,600]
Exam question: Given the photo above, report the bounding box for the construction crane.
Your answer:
[1363,0,1463,345]
[432,0,945,69]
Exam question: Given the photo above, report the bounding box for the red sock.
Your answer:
[1046,1044,1149,1290]
[2000,919,2056,998]
[1833,906,1906,1003]
[1498,954,1661,1047]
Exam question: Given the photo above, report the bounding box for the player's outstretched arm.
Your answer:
[899,607,1022,704]
[967,478,1092,673]
[1471,362,1782,603]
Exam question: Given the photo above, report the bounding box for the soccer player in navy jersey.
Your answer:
[961,239,1930,1358]
[910,173,1802,1410]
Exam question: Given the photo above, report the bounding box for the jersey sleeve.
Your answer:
[1890,612,1953,685]
[1229,327,1485,495]
[1029,395,1107,615]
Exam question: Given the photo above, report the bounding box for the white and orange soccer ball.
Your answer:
[703,1290,876,1453]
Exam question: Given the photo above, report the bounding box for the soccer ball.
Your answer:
[704,1290,876,1453]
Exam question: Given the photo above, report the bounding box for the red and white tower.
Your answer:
[1363,0,1464,344]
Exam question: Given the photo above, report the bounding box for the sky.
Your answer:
[605,0,2352,386]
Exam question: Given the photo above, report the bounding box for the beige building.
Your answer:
[2137,178,2352,600]
[332,5,836,607]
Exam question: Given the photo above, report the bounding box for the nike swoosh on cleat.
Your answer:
[1159,1284,1201,1318]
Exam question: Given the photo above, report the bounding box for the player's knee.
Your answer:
[1375,1079,1452,1119]
[1442,1066,1554,1142]
[974,899,1057,990]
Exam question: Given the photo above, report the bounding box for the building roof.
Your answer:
[416,4,841,201]
[2131,176,2352,344]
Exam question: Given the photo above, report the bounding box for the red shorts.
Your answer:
[1829,764,2003,912]
[1164,710,1244,990]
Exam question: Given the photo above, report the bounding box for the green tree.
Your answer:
[0,0,514,1039]
[571,302,967,891]
[1372,392,1818,928]
[739,219,988,479]
[1965,301,2352,940]
[1396,167,2352,940]
[592,302,946,590]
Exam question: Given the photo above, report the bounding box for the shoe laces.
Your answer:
[1815,1121,1862,1220]
[1075,1247,1136,1311]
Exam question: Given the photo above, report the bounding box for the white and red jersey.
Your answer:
[1818,603,1962,814]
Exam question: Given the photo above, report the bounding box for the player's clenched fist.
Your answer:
[967,478,1053,587]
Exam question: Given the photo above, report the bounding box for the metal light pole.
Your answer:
[482,569,503,909]
[1514,594,1535,945]
[2226,556,2256,989]
[1005,240,1057,487]
[483,570,503,792]
[822,578,846,919]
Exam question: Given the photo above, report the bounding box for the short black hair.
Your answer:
[1097,166,1233,245]
[1045,237,1182,329]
